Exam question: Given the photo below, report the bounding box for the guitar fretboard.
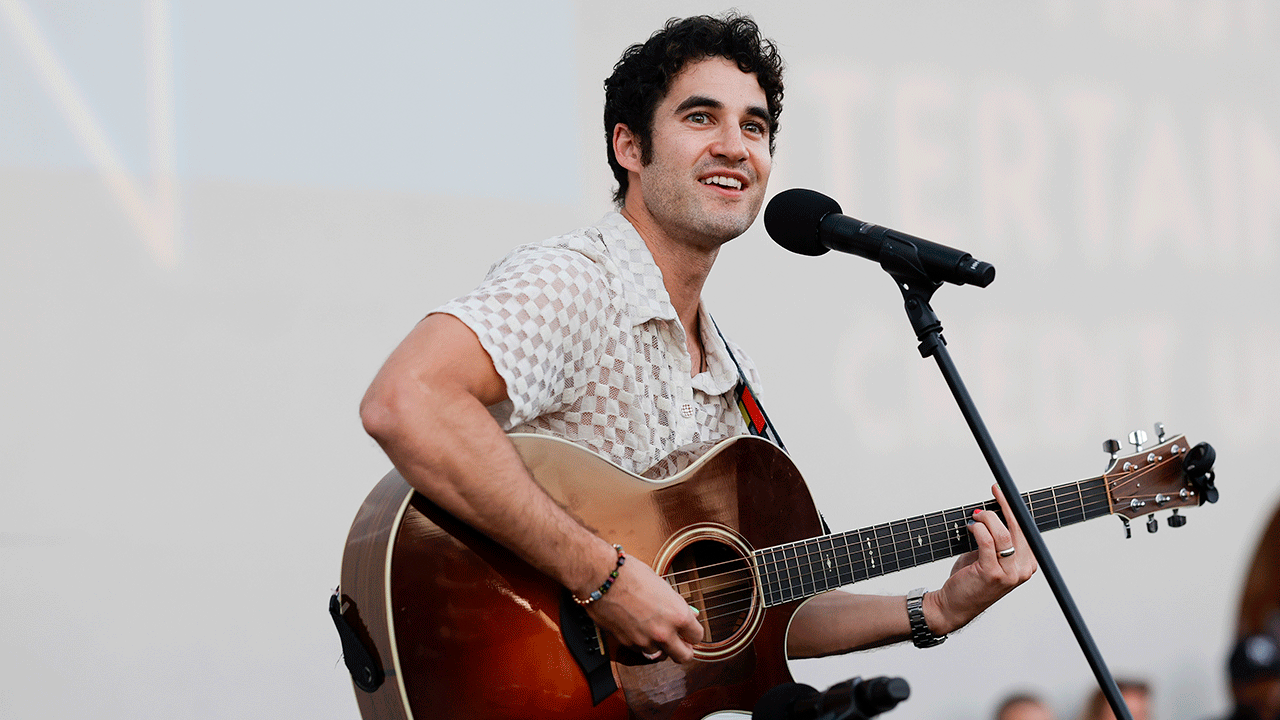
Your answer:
[753,478,1112,606]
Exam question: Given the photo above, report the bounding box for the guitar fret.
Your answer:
[836,533,857,585]
[846,530,869,583]
[758,548,779,606]
[1081,479,1109,521]
[889,522,909,574]
[948,510,967,557]
[932,510,953,562]
[816,536,838,592]
[768,545,789,605]
[815,537,834,592]
[799,539,819,595]
[1027,489,1055,530]
[860,527,881,579]
[907,516,929,567]
[1075,480,1090,524]
[887,520,910,573]
[783,543,803,599]
[921,512,944,565]
[796,542,816,598]
[871,523,894,577]
[1056,482,1086,526]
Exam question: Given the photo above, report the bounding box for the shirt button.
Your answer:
[681,404,695,418]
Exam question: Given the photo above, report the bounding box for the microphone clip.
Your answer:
[885,258,947,360]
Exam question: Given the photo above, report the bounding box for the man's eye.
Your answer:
[744,122,766,136]
[688,112,710,124]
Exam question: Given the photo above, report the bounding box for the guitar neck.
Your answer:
[753,477,1111,607]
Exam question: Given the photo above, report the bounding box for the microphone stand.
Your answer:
[877,241,1134,720]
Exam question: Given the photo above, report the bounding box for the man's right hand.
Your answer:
[583,556,705,663]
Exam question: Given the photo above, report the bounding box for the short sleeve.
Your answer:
[433,244,614,428]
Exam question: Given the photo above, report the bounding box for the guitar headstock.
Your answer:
[1104,432,1218,522]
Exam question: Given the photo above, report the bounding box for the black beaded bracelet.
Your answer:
[574,544,626,606]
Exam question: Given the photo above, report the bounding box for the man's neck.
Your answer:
[619,206,719,335]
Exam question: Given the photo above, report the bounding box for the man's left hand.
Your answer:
[925,484,1038,635]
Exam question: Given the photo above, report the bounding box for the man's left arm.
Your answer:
[786,484,1037,658]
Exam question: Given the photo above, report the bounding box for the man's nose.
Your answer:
[710,125,749,161]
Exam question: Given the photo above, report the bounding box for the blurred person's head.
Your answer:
[1229,504,1280,720]
[997,693,1055,720]
[1079,680,1151,720]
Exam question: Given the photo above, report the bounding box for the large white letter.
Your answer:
[975,80,1055,266]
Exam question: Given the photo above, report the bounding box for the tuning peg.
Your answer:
[1119,517,1132,539]
[1168,510,1187,528]
[1104,439,1121,464]
[1129,430,1149,452]
[1155,422,1166,442]
[1146,515,1159,534]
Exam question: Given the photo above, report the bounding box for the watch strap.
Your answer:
[906,587,947,648]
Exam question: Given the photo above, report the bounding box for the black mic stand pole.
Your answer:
[878,241,1134,720]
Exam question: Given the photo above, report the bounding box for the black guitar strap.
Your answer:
[709,315,787,453]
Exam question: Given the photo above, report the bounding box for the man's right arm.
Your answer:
[359,312,703,661]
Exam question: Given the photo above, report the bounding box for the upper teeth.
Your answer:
[703,176,742,190]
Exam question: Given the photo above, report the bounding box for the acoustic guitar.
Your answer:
[335,430,1216,720]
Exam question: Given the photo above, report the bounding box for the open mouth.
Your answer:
[701,175,744,191]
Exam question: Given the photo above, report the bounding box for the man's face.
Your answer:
[626,56,773,249]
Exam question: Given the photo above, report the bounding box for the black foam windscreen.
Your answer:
[752,682,819,720]
[763,188,842,256]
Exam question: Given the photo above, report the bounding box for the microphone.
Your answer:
[753,683,820,720]
[753,677,911,720]
[764,188,995,288]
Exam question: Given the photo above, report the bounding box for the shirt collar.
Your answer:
[594,212,677,325]
[595,212,740,396]
[692,303,743,395]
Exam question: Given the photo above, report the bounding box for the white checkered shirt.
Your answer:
[434,212,763,479]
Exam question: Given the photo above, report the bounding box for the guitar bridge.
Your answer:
[559,590,618,705]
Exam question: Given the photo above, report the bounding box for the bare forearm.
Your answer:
[362,376,614,598]
[787,591,908,658]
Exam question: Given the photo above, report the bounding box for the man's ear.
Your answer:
[612,123,644,174]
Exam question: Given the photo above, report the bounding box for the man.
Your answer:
[360,13,1034,668]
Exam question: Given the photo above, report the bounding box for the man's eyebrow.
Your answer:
[673,95,771,126]
[744,105,771,124]
[673,95,723,113]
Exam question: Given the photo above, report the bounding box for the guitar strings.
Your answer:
[661,498,1102,627]
[661,455,1179,589]
[663,460,1186,629]
[659,480,1113,586]
[665,468,1167,591]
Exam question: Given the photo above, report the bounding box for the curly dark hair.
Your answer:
[603,13,786,206]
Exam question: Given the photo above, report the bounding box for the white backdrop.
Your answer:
[3,1,1278,718]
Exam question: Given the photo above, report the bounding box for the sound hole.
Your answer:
[666,539,754,645]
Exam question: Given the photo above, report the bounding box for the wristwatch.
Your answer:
[906,587,947,648]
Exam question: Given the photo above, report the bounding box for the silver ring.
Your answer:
[998,547,1016,558]
[642,650,662,660]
